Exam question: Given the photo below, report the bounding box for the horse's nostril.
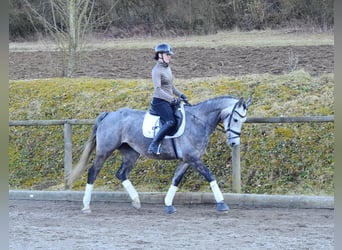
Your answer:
[231,142,236,147]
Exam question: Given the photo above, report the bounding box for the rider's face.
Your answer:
[161,53,171,63]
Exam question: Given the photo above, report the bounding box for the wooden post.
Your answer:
[63,123,72,189]
[7,116,334,193]
[231,145,241,193]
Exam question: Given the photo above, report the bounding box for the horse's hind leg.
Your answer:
[115,144,141,209]
[82,153,109,213]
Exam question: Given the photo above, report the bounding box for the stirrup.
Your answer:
[155,144,161,154]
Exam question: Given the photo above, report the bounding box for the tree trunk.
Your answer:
[67,0,77,77]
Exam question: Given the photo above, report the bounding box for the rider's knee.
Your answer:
[165,120,175,127]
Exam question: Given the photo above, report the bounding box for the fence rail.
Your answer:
[9,115,334,192]
[9,115,334,126]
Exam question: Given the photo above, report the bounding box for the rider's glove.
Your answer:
[180,94,188,102]
[171,98,181,106]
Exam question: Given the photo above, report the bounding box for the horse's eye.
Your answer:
[233,118,238,122]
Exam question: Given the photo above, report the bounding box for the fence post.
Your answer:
[63,123,72,190]
[231,145,241,193]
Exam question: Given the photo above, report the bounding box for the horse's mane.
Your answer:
[191,95,238,107]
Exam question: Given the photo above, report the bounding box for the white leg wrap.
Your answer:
[210,180,224,203]
[122,180,139,201]
[83,184,93,209]
[164,185,178,206]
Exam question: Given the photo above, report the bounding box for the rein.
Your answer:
[216,124,226,133]
[186,108,223,133]
[186,100,246,136]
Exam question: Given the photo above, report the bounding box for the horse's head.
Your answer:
[221,96,252,147]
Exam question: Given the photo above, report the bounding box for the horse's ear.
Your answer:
[245,96,252,108]
[238,97,244,107]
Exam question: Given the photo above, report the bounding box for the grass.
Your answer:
[9,29,334,52]
[9,70,334,195]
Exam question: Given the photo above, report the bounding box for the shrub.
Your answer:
[9,71,334,195]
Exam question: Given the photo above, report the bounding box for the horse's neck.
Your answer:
[191,97,237,128]
[188,102,224,131]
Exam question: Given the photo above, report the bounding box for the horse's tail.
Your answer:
[67,112,109,187]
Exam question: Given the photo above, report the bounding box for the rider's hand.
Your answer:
[171,98,181,106]
[180,94,188,102]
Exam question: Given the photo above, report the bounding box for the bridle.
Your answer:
[222,101,247,140]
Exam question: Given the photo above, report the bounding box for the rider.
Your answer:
[147,43,188,155]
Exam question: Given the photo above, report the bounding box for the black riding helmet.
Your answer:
[154,43,174,60]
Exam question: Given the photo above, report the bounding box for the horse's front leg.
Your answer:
[190,157,229,212]
[164,162,190,214]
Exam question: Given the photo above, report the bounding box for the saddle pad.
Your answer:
[142,106,186,139]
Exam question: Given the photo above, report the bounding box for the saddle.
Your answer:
[142,103,186,139]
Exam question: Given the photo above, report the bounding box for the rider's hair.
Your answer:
[154,52,160,60]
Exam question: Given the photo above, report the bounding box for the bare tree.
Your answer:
[24,0,118,77]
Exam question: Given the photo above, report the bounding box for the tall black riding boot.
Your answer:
[148,122,174,155]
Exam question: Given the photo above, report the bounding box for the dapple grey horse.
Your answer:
[67,95,252,214]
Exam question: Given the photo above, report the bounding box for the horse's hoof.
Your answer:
[82,207,92,213]
[132,198,141,209]
[216,201,229,212]
[165,205,176,214]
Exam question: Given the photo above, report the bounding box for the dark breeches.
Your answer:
[151,98,176,125]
